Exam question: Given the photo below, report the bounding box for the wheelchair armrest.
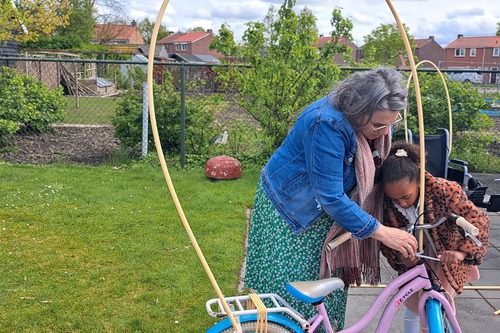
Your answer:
[449,159,468,166]
[487,194,500,212]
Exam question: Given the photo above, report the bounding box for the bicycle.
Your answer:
[205,214,482,333]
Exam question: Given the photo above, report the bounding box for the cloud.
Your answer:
[447,7,485,20]
[210,1,269,21]
[126,0,500,46]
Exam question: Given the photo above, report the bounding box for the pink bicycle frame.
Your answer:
[335,263,462,333]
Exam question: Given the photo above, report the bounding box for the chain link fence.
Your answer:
[0,57,498,173]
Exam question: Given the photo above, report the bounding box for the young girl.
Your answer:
[377,141,490,333]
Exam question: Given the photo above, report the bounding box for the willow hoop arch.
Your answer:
[404,60,453,153]
[386,0,429,250]
[145,0,242,331]
[144,1,436,331]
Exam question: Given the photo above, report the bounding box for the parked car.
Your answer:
[446,71,483,84]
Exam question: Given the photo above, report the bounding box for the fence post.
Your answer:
[142,82,149,158]
[180,64,186,168]
[74,63,79,109]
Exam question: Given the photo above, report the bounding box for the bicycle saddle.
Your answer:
[286,278,345,303]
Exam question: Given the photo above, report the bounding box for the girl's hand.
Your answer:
[396,251,420,267]
[438,250,467,264]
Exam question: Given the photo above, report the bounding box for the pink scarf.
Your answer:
[319,131,391,287]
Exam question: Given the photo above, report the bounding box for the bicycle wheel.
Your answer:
[426,299,455,333]
[441,310,455,333]
[219,321,296,333]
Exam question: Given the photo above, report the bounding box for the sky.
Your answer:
[127,0,500,47]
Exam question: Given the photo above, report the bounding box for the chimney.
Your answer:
[429,36,434,40]
[131,20,137,26]
[457,34,463,39]
[319,34,324,38]
[207,29,213,34]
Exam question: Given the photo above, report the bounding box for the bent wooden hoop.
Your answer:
[145,1,242,331]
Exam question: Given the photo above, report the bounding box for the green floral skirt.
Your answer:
[244,181,347,330]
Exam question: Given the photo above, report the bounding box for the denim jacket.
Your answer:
[261,96,380,238]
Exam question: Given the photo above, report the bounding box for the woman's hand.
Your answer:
[372,224,418,258]
[438,250,467,265]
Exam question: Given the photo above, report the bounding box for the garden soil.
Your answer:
[0,124,121,166]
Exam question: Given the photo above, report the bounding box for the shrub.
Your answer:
[113,75,225,157]
[406,73,492,133]
[405,73,495,166]
[0,67,67,146]
[209,118,273,167]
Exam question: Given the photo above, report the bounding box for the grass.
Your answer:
[62,96,120,125]
[0,162,261,332]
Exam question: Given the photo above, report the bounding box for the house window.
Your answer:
[175,43,179,51]
[470,48,476,57]
[181,43,187,51]
[494,48,500,57]
[454,48,465,57]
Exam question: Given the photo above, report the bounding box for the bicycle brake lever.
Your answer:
[466,233,482,247]
[458,227,483,247]
[416,252,440,261]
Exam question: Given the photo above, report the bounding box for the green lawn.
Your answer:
[0,162,261,332]
[62,96,120,125]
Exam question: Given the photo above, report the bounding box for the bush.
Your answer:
[405,72,495,167]
[406,73,492,133]
[209,118,273,167]
[113,75,225,157]
[22,35,83,50]
[0,67,67,146]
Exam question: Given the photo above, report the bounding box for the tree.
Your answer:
[361,23,414,66]
[58,0,95,44]
[91,0,127,24]
[209,23,237,58]
[0,0,72,43]
[497,21,500,35]
[24,0,97,49]
[138,18,170,44]
[320,7,354,62]
[211,0,345,149]
[186,27,206,32]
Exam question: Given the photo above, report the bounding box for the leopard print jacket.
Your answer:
[380,172,490,293]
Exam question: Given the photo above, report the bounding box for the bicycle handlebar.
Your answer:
[415,213,483,262]
[416,213,482,248]
[326,212,482,252]
[453,214,479,236]
[326,232,352,251]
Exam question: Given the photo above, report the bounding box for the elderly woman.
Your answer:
[244,67,416,330]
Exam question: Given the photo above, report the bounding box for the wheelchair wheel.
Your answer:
[425,298,455,333]
[219,321,296,333]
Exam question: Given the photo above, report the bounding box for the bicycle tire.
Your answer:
[426,298,455,333]
[219,321,296,333]
[441,309,455,333]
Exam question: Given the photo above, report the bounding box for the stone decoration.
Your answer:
[205,155,242,180]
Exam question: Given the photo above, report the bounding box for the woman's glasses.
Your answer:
[369,113,403,131]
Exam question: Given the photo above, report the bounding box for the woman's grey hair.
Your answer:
[328,67,407,130]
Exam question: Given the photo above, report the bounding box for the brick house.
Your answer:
[443,34,500,83]
[316,35,358,66]
[413,36,444,68]
[93,20,144,45]
[157,29,223,60]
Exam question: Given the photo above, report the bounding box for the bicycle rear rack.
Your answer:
[206,293,309,328]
